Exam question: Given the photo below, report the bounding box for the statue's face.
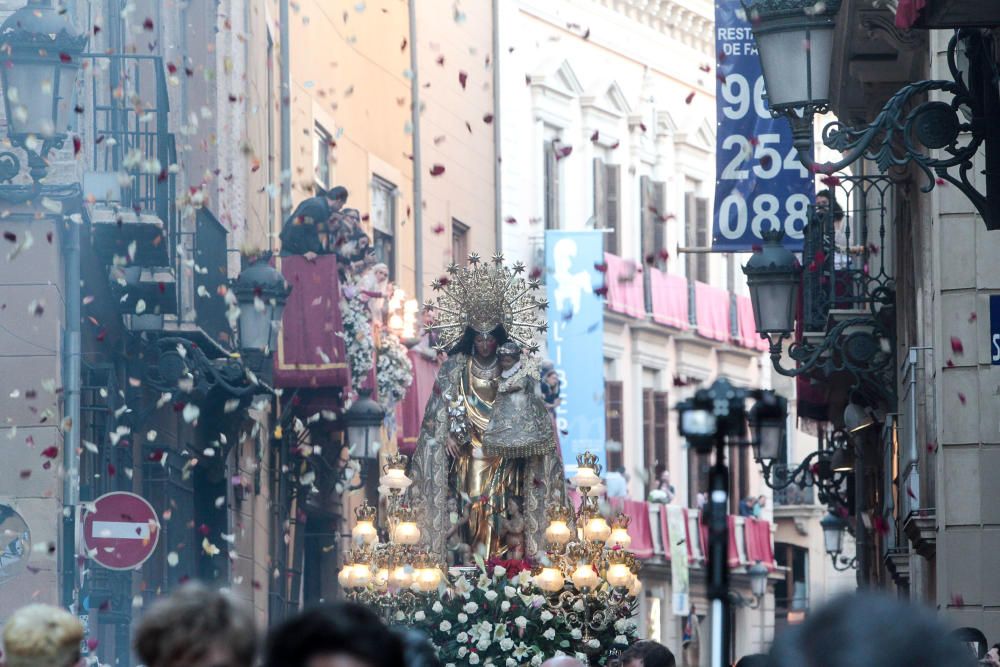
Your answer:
[474,333,497,358]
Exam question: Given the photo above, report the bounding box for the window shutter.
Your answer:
[654,181,667,267]
[642,388,654,473]
[605,380,624,471]
[696,197,710,283]
[545,141,560,230]
[640,176,653,262]
[605,164,620,256]
[654,391,669,469]
[685,192,695,281]
[593,157,606,245]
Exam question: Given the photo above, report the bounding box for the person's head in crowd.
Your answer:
[325,186,349,212]
[265,601,404,667]
[540,657,586,667]
[341,207,362,226]
[391,627,441,667]
[768,593,975,667]
[1,604,84,667]
[134,582,256,667]
[735,654,771,667]
[815,189,845,222]
[620,639,676,667]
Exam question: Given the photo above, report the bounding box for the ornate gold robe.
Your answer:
[408,353,568,562]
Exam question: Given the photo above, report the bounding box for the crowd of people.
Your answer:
[1,583,993,667]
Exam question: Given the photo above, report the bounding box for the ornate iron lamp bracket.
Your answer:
[780,31,999,229]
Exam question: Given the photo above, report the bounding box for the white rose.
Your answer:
[587,639,601,649]
[457,632,469,643]
[517,570,532,586]
[515,616,528,629]
[433,601,444,613]
[507,660,518,667]
[395,611,405,621]
[469,654,480,665]
[531,657,543,666]
[572,599,585,612]
[575,654,589,663]
[500,638,515,651]
[614,618,628,632]
[570,628,582,640]
[501,601,511,612]
[543,628,556,640]
[493,565,507,578]
[457,647,468,658]
[485,590,498,602]
[440,620,452,632]
[464,602,479,614]
[531,595,545,607]
[414,610,425,621]
[504,586,517,598]
[615,634,629,645]
[540,610,553,622]
[477,638,490,651]
[458,613,469,623]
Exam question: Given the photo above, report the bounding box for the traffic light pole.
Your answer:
[707,438,730,667]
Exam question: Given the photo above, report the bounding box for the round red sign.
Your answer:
[82,492,160,570]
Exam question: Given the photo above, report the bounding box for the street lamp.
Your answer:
[0,0,87,183]
[729,561,770,609]
[742,230,801,348]
[748,391,788,463]
[232,259,291,354]
[344,389,384,462]
[744,1,1000,230]
[820,511,857,571]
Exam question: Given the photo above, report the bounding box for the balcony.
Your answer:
[602,252,766,352]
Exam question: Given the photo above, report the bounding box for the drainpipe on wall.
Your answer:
[408,0,423,304]
[280,0,291,225]
[492,0,502,254]
[62,214,82,612]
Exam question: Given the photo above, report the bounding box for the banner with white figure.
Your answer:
[544,230,606,474]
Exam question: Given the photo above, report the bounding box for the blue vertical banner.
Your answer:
[991,295,1000,365]
[545,230,606,473]
[713,0,812,251]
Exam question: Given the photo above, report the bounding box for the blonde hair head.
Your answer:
[2,604,83,667]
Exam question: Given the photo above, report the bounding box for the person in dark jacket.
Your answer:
[279,185,349,258]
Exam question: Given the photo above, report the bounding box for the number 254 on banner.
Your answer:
[712,1,812,252]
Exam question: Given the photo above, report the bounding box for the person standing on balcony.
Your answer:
[280,185,349,259]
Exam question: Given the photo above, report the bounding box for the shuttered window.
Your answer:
[640,176,667,269]
[685,193,710,283]
[594,158,621,255]
[544,140,560,230]
[643,389,670,493]
[605,380,624,471]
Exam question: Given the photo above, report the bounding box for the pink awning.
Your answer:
[649,269,689,329]
[622,499,653,559]
[745,518,775,569]
[694,281,731,342]
[895,0,926,28]
[727,516,740,568]
[397,349,441,456]
[273,254,350,388]
[604,253,646,318]
[736,295,768,351]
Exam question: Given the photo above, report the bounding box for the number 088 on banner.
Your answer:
[713,2,812,252]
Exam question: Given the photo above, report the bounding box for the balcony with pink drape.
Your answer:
[604,253,646,319]
[694,281,731,342]
[649,269,689,330]
[736,295,768,351]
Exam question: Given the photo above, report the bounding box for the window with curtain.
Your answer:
[314,123,332,190]
[594,158,621,255]
[640,176,667,269]
[371,176,397,279]
[452,219,469,265]
[605,380,624,471]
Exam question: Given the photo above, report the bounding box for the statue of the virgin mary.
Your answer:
[408,253,569,564]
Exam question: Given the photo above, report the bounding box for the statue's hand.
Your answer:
[445,434,461,458]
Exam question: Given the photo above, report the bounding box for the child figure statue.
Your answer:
[445,496,473,566]
[481,342,557,458]
[499,496,527,561]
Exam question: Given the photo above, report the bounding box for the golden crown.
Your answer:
[424,252,548,354]
[355,502,377,523]
[611,512,631,530]
[576,451,602,475]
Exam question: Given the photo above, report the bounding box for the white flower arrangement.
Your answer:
[339,279,376,392]
[407,563,638,665]
[376,329,413,412]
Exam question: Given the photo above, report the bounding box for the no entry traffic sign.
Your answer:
[82,492,160,570]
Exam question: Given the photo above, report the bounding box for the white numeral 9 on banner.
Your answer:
[721,73,768,120]
[717,192,810,241]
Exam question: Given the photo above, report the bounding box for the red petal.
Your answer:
[73,136,82,156]
[504,216,517,225]
[958,391,967,405]
[593,262,608,273]
[429,164,446,176]
[59,52,73,64]
[950,336,964,354]
[969,312,978,322]
[431,223,445,234]
[41,446,59,458]
[820,175,841,187]
[590,130,599,142]
[3,231,15,242]
[458,71,468,89]
[483,113,494,124]
[685,91,696,104]
[143,17,154,31]
[436,55,445,66]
